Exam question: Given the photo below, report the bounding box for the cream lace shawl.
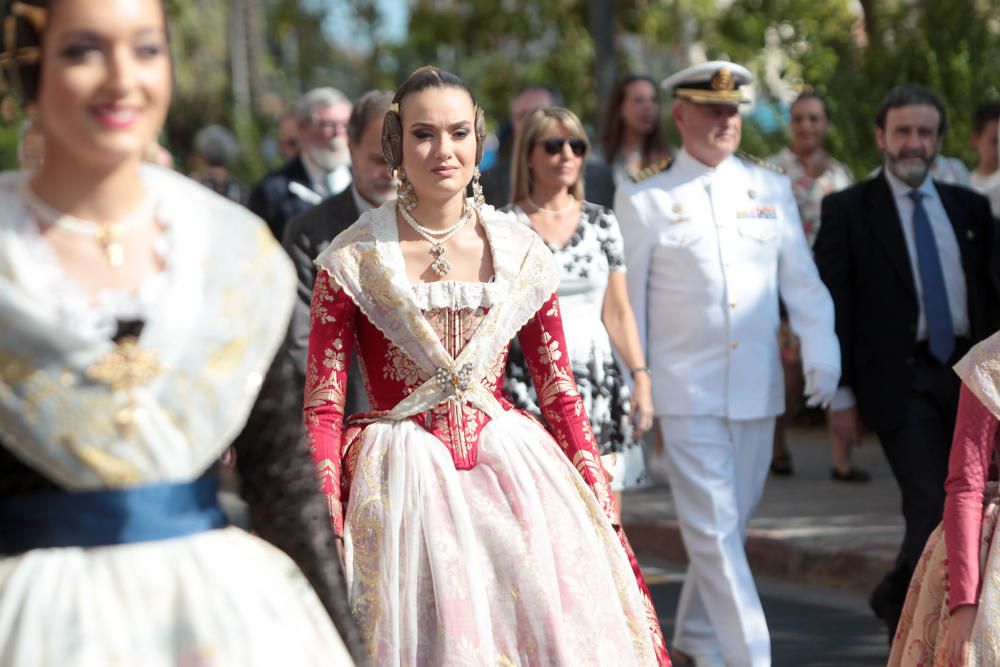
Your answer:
[955,329,1000,420]
[313,200,559,420]
[0,166,294,489]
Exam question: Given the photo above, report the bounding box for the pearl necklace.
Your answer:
[21,184,155,268]
[398,203,473,277]
[527,194,576,216]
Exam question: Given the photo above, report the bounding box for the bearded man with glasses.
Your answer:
[249,87,353,241]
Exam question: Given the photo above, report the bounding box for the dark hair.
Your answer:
[874,84,948,135]
[597,74,668,169]
[972,102,1000,135]
[790,91,829,118]
[347,89,393,145]
[392,66,477,109]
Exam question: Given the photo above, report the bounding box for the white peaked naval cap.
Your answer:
[662,60,753,106]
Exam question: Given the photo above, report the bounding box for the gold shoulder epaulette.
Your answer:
[631,156,674,183]
[737,151,784,175]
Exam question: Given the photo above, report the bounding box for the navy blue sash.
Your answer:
[0,473,228,554]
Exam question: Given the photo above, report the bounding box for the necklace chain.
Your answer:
[527,194,576,216]
[21,183,155,269]
[398,203,473,277]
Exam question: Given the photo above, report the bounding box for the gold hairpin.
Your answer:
[0,3,46,98]
[11,2,47,33]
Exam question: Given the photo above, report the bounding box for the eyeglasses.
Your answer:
[539,137,586,156]
[311,119,349,132]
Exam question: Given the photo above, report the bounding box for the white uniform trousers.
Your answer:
[656,415,775,667]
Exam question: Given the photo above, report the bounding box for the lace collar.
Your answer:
[955,330,1000,420]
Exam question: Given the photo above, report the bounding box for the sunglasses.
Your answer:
[539,137,587,156]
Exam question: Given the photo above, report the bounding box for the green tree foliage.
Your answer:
[691,0,1000,174]
[390,0,597,133]
[2,0,997,180]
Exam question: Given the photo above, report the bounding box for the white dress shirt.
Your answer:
[970,169,1000,219]
[301,151,353,198]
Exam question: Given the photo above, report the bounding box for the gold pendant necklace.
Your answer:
[399,203,472,277]
[20,182,155,268]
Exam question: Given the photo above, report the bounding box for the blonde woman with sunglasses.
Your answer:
[504,107,654,516]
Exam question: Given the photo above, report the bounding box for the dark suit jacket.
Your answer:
[479,158,617,210]
[281,187,368,416]
[814,172,999,432]
[248,156,320,241]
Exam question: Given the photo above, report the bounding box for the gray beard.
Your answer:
[307,142,351,172]
[885,151,935,187]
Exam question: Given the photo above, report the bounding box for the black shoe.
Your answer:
[770,453,794,476]
[831,466,871,483]
[869,583,901,645]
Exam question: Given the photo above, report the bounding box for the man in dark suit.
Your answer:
[249,87,353,241]
[814,84,1000,639]
[281,90,396,417]
[480,85,616,209]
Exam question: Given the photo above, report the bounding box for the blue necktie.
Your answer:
[907,190,954,363]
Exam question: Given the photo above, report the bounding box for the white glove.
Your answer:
[804,368,839,409]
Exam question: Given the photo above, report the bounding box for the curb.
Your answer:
[624,517,894,595]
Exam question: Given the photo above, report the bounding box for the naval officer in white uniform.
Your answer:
[615,62,841,667]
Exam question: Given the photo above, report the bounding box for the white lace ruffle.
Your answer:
[14,179,175,342]
[410,278,501,311]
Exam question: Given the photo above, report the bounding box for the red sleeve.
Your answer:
[944,384,1000,612]
[303,269,358,537]
[516,292,671,665]
[516,293,616,523]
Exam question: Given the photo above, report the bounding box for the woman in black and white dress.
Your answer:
[502,107,653,512]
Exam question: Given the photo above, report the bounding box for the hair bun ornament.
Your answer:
[0,1,47,102]
[381,102,403,170]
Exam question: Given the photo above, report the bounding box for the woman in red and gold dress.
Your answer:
[303,66,670,666]
[889,329,1000,666]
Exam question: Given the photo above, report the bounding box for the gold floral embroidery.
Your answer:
[85,338,163,392]
[537,331,562,365]
[383,344,424,387]
[305,345,345,415]
[323,338,345,372]
[483,349,506,387]
[311,266,340,326]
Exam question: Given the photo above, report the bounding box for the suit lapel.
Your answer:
[868,173,917,298]
[937,182,980,324]
[287,156,313,189]
[339,189,360,230]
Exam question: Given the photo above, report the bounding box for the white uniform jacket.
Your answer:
[615,149,840,419]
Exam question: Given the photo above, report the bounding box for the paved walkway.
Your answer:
[622,424,905,594]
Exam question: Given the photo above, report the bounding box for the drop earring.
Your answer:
[471,167,485,209]
[396,168,417,211]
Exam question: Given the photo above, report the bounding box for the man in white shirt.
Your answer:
[616,61,840,667]
[814,84,1000,640]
